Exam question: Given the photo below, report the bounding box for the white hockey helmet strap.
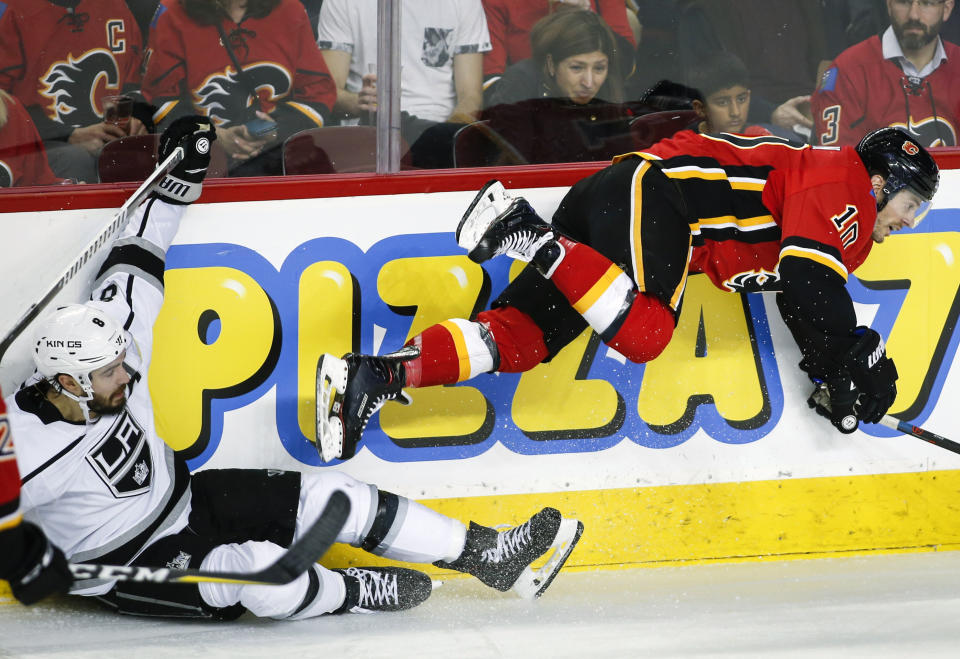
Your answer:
[33,303,129,400]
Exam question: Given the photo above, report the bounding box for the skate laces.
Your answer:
[497,229,554,260]
[347,568,399,608]
[480,519,533,564]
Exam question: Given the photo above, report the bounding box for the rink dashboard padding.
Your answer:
[3,156,960,604]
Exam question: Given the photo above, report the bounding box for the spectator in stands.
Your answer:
[0,0,149,183]
[686,52,785,137]
[812,0,960,147]
[481,0,635,91]
[317,0,491,168]
[476,9,632,165]
[0,91,64,187]
[677,0,826,139]
[143,0,337,177]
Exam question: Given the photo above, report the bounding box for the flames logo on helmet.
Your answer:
[194,64,291,125]
[902,141,920,156]
[40,49,120,125]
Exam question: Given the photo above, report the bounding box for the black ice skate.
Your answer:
[333,566,433,613]
[456,180,562,274]
[315,346,418,462]
[434,507,584,599]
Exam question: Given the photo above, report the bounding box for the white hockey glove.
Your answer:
[154,116,217,204]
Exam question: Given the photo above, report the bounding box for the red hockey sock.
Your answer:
[549,236,623,304]
[403,324,463,388]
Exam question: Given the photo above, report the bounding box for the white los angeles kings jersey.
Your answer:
[5,198,193,596]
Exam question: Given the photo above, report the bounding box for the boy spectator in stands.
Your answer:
[677,0,825,139]
[481,0,635,89]
[812,0,960,147]
[0,0,149,183]
[686,52,780,137]
[143,0,337,177]
[317,0,491,168]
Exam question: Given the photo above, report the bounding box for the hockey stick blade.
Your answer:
[0,146,184,366]
[70,489,350,586]
[879,415,960,456]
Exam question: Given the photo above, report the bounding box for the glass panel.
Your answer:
[1,1,959,190]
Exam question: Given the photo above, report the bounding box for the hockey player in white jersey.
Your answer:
[4,116,583,620]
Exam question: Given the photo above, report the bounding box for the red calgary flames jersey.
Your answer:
[811,36,960,147]
[0,389,22,535]
[626,130,877,293]
[0,94,60,187]
[0,0,142,128]
[143,0,335,128]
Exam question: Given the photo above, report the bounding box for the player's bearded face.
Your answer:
[872,188,924,242]
[88,352,130,415]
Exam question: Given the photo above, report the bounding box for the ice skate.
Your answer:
[315,346,418,462]
[333,566,433,613]
[435,507,584,599]
[456,180,557,265]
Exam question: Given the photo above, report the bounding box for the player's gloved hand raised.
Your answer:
[154,115,217,205]
[808,376,860,434]
[0,522,73,605]
[841,327,898,424]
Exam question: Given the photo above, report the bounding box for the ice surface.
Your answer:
[2,551,959,658]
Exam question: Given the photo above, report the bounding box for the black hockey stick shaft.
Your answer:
[70,489,350,586]
[0,147,184,365]
[879,415,960,456]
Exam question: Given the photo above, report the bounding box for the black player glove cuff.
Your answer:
[0,522,73,605]
[840,326,898,424]
[153,116,217,205]
[808,378,860,434]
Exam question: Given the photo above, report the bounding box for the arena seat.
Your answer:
[97,134,229,183]
[282,126,412,175]
[629,110,699,150]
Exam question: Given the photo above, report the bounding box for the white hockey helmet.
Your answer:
[33,304,128,400]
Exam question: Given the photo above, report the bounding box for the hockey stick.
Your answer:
[69,489,350,586]
[879,415,960,457]
[0,146,184,366]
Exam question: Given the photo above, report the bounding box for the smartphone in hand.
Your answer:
[244,117,278,138]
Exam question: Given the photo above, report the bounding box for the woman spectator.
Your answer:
[143,0,337,176]
[477,9,632,165]
[0,91,63,187]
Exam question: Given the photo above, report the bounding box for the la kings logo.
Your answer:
[41,49,120,125]
[195,64,291,124]
[85,409,153,498]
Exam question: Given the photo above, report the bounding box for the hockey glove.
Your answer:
[0,522,73,605]
[808,376,860,434]
[840,327,898,424]
[154,115,217,205]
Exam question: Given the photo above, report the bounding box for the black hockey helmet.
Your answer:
[856,127,939,210]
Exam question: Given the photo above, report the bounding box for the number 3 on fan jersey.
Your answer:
[820,105,840,145]
[830,204,859,248]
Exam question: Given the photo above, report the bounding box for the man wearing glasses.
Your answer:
[812,0,959,147]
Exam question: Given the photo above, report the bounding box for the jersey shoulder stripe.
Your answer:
[780,236,848,280]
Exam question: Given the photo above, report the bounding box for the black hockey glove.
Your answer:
[840,327,898,424]
[807,376,860,434]
[0,522,73,605]
[154,115,217,205]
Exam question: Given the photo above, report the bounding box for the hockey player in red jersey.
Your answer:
[811,0,960,147]
[0,388,74,604]
[0,0,148,182]
[142,0,337,176]
[316,127,939,461]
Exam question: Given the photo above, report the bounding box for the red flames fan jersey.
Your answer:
[143,0,335,129]
[0,94,60,187]
[481,0,634,79]
[0,0,143,132]
[624,130,877,294]
[811,36,960,147]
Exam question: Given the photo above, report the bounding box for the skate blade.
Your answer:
[456,179,508,251]
[511,517,584,600]
[315,354,348,462]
